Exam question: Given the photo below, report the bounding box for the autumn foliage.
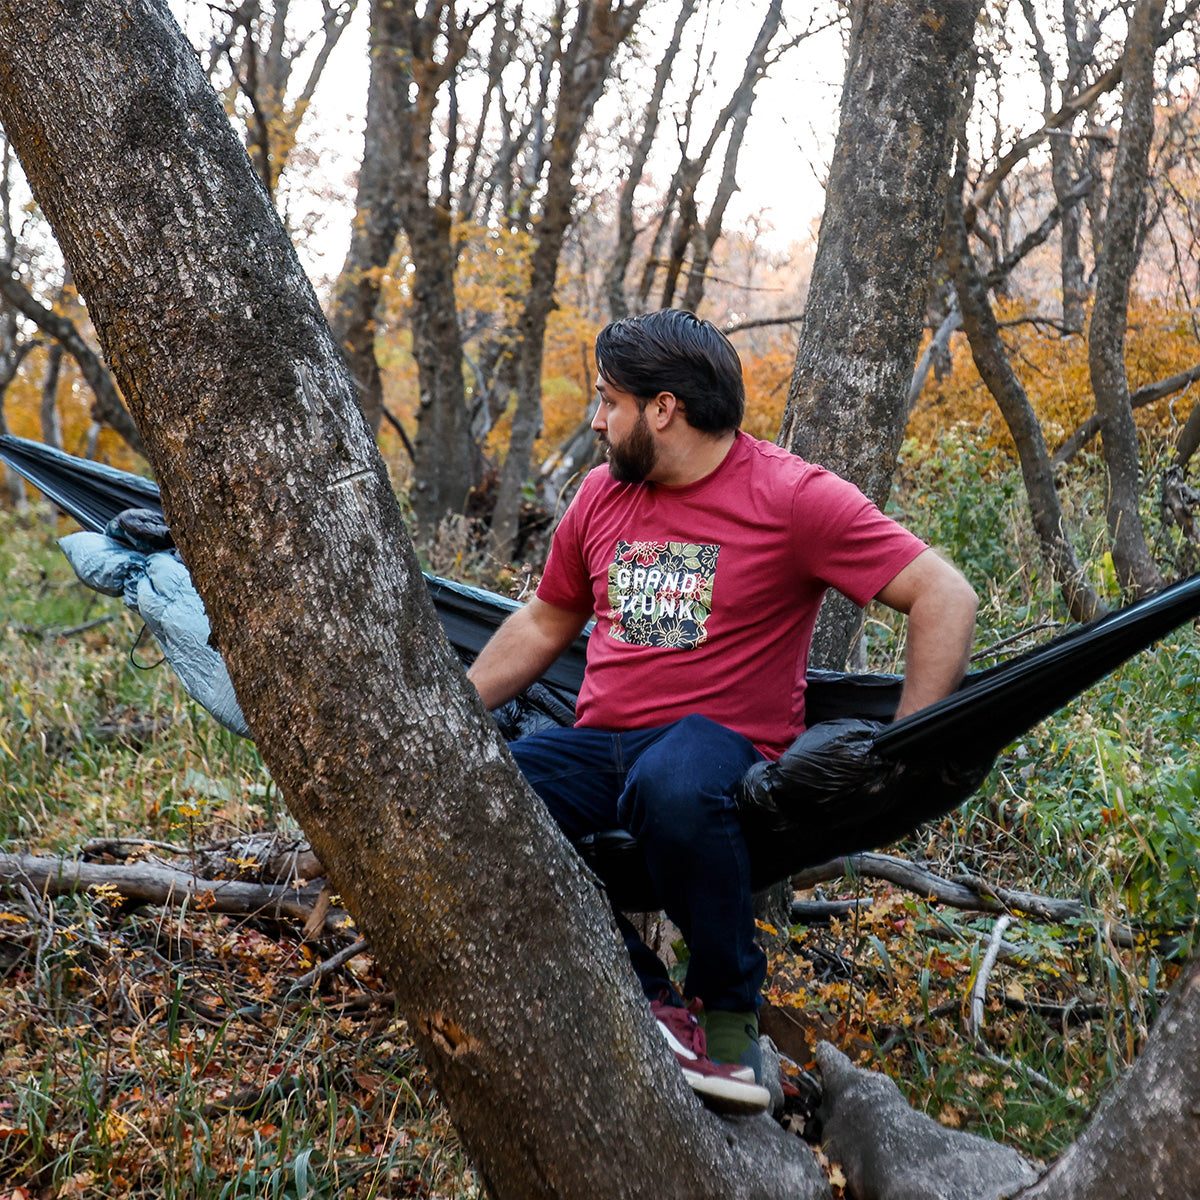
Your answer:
[909,297,1200,466]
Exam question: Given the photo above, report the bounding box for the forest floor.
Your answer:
[1,441,1198,1198]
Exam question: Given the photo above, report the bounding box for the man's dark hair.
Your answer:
[594,309,745,434]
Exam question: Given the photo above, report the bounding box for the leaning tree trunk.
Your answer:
[0,3,828,1198]
[777,0,979,669]
[1088,0,1166,598]
[325,0,407,434]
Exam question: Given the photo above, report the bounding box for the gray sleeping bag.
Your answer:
[58,530,250,738]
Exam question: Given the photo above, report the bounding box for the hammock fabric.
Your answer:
[5,434,1200,910]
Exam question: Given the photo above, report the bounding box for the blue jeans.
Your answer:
[510,713,767,1013]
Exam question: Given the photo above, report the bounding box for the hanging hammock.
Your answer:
[4,433,1200,909]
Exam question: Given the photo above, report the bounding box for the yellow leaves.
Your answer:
[91,882,126,907]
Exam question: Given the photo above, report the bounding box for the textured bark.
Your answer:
[1087,0,1166,598]
[325,0,407,433]
[489,0,647,561]
[943,190,1105,623]
[817,1044,1039,1200]
[0,3,829,1196]
[777,0,979,669]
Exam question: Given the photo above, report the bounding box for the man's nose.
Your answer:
[590,401,605,431]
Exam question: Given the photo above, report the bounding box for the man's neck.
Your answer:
[647,429,738,488]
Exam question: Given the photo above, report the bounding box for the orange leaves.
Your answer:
[908,297,1200,464]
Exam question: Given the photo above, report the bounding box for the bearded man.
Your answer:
[468,309,977,1113]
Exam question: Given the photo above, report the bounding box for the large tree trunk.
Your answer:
[777,0,979,669]
[325,0,407,434]
[0,2,828,1197]
[1088,0,1166,598]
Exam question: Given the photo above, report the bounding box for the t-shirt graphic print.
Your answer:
[606,540,719,648]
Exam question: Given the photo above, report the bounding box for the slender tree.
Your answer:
[1089,0,1167,597]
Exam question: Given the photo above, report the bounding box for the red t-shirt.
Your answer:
[537,432,926,758]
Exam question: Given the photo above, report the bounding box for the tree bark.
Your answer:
[777,0,979,669]
[1087,0,1166,598]
[325,0,407,433]
[943,188,1105,623]
[0,3,828,1196]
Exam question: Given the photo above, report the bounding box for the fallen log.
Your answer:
[791,852,1187,953]
[0,852,349,934]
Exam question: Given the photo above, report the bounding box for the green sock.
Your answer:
[701,1009,761,1080]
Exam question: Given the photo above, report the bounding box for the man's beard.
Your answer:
[602,412,658,484]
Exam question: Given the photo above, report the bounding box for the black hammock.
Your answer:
[5,432,1200,909]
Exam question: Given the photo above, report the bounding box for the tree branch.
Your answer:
[1052,362,1200,467]
[0,265,145,455]
[0,852,350,935]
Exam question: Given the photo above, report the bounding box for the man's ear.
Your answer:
[650,391,681,430]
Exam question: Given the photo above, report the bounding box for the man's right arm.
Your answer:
[466,596,591,711]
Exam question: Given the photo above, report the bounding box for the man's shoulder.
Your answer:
[729,432,827,488]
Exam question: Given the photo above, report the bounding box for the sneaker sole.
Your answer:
[682,1067,771,1115]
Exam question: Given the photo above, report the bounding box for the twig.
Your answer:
[290,936,370,993]
[790,852,1186,953]
[790,897,874,923]
[721,312,806,336]
[9,614,118,639]
[969,621,1062,662]
[974,1044,1084,1106]
[969,914,1012,1043]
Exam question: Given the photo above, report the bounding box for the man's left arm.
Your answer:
[875,549,978,721]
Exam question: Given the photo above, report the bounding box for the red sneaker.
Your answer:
[650,1000,770,1115]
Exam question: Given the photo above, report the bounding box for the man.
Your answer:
[469,310,977,1114]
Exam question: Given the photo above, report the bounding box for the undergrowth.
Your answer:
[1,431,1199,1193]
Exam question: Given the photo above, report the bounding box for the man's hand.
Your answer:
[466,596,591,711]
[876,549,977,721]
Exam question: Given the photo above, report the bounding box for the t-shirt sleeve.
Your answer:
[536,487,597,614]
[792,466,928,606]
